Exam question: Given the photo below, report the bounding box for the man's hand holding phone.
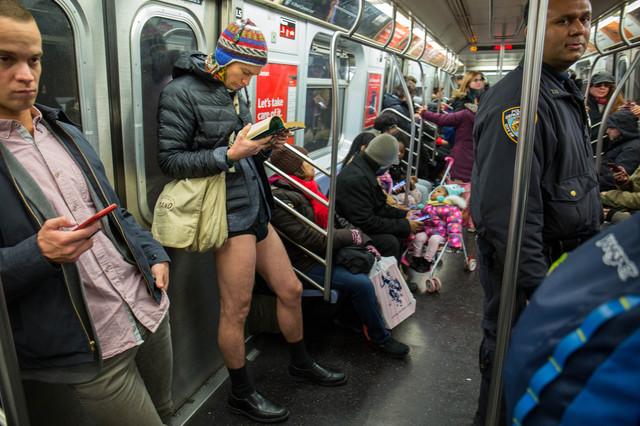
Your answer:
[38,217,101,263]
[609,163,629,183]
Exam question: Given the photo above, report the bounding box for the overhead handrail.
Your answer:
[620,3,632,47]
[593,49,640,173]
[583,4,640,97]
[381,4,396,50]
[0,276,31,425]
[485,0,548,424]
[252,0,456,72]
[400,18,413,56]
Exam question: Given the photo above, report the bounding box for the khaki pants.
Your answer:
[70,314,173,425]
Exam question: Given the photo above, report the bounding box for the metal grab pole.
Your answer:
[0,276,31,425]
[324,0,364,302]
[485,0,547,424]
[389,53,415,207]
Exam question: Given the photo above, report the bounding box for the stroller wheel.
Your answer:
[465,258,477,272]
[433,277,442,292]
[426,279,436,293]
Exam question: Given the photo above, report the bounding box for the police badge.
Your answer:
[502,107,520,143]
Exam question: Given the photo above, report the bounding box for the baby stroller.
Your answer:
[402,157,477,293]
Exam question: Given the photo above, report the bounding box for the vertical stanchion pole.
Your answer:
[485,0,547,424]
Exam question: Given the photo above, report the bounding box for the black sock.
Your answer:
[228,365,255,398]
[289,339,313,368]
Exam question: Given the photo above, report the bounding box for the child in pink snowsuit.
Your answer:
[408,184,466,272]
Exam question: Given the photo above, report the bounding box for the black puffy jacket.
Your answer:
[158,51,273,232]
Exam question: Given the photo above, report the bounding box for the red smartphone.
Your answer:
[607,162,622,172]
[74,203,117,230]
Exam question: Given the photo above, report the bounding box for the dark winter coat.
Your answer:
[381,93,412,134]
[599,110,640,191]
[335,152,411,238]
[270,178,360,273]
[471,60,602,299]
[157,50,273,232]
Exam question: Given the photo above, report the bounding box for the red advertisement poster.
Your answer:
[364,73,382,128]
[255,63,298,123]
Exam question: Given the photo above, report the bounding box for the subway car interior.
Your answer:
[0,0,638,425]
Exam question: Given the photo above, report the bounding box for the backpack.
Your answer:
[504,213,640,425]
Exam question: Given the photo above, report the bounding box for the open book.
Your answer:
[247,115,305,140]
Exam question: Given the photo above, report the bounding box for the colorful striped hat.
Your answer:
[216,19,268,68]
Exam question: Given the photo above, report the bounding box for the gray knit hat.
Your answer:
[365,134,400,168]
[591,71,615,85]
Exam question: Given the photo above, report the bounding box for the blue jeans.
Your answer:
[307,263,391,344]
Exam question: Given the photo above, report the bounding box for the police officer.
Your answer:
[470,0,602,424]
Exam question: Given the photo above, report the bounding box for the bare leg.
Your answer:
[255,224,303,343]
[214,234,258,369]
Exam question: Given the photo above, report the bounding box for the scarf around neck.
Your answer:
[271,175,329,229]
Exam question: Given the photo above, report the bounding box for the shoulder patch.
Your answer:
[502,107,520,143]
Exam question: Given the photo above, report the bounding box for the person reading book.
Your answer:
[157,19,346,424]
[247,115,305,140]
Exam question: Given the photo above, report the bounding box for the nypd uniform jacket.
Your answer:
[470,61,602,298]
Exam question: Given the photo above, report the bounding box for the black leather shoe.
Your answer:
[370,337,410,359]
[288,362,347,386]
[227,390,289,423]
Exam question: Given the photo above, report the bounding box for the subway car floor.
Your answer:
[181,231,483,426]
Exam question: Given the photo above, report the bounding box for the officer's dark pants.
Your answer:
[475,234,527,426]
[367,233,403,262]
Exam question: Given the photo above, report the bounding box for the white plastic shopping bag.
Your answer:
[368,256,417,329]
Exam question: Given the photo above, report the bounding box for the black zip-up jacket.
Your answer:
[0,105,169,383]
[335,152,410,238]
[471,60,602,297]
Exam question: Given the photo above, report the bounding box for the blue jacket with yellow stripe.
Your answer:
[504,214,640,425]
[470,59,602,298]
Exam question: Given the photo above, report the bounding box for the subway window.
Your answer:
[304,37,349,153]
[140,17,197,210]
[27,0,81,126]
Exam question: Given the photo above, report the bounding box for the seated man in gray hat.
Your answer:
[335,134,423,262]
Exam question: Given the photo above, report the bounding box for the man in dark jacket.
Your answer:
[470,0,601,424]
[336,134,423,261]
[599,110,640,190]
[0,1,172,424]
[381,84,414,134]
